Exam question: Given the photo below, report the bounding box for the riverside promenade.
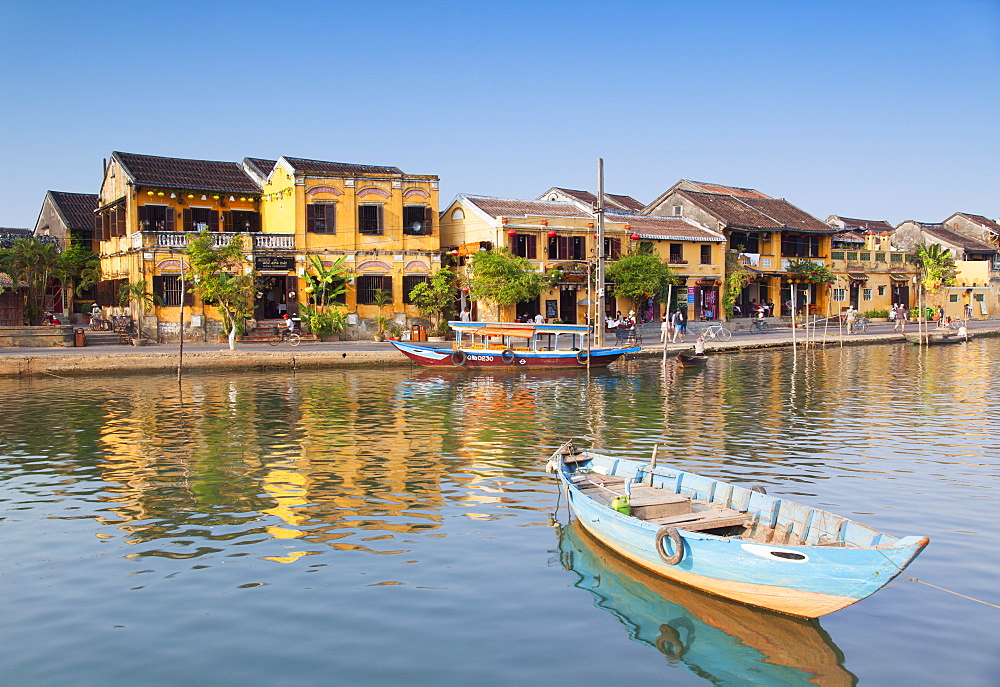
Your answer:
[1,319,997,378]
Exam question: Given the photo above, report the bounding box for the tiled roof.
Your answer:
[616,216,726,242]
[681,191,834,233]
[923,226,997,253]
[463,196,591,219]
[835,216,894,232]
[545,188,645,212]
[282,157,405,176]
[48,191,98,230]
[1,227,54,249]
[244,158,277,177]
[834,230,866,243]
[688,181,771,199]
[956,213,1000,236]
[113,152,261,194]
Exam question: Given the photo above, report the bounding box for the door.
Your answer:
[559,290,577,323]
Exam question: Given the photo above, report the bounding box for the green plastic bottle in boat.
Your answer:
[611,495,631,515]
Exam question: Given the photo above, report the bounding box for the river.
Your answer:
[1,338,997,686]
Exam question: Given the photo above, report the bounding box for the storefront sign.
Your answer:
[255,255,294,272]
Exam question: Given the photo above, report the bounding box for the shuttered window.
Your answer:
[402,206,433,235]
[307,204,337,234]
[357,275,392,305]
[152,275,193,307]
[512,234,536,259]
[403,275,429,304]
[225,210,261,233]
[183,208,218,232]
[138,205,173,232]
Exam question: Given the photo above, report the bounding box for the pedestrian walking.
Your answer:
[893,303,907,332]
[670,309,684,343]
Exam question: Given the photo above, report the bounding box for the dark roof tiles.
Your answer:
[835,216,894,233]
[282,157,405,176]
[681,190,834,233]
[464,196,591,219]
[113,152,261,194]
[956,213,1000,236]
[48,191,98,230]
[923,225,997,253]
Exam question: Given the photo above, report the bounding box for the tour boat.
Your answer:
[547,441,929,618]
[388,321,640,369]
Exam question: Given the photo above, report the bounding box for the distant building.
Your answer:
[642,180,837,317]
[825,215,918,311]
[34,191,98,250]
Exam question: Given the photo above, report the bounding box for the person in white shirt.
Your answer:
[460,308,472,322]
[534,312,544,324]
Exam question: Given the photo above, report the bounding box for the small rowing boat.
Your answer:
[677,352,709,367]
[547,441,929,618]
[906,332,964,345]
[389,321,640,369]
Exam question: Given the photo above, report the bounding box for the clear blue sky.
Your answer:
[2,0,998,229]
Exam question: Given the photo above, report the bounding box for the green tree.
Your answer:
[721,252,755,320]
[118,279,160,340]
[0,237,59,325]
[185,231,257,350]
[604,252,678,312]
[54,244,101,310]
[300,254,349,335]
[912,243,957,292]
[409,267,458,334]
[467,248,543,320]
[785,258,835,285]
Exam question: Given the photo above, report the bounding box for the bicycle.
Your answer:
[852,317,868,334]
[701,323,732,341]
[750,319,768,333]
[269,327,301,346]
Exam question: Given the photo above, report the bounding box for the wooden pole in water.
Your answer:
[594,158,606,349]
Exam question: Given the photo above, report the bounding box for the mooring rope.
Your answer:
[883,576,1000,609]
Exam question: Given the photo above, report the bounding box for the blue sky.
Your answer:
[1,0,998,228]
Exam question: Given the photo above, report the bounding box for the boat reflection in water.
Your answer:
[558,520,857,686]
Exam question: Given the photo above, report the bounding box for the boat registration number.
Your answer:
[467,355,495,362]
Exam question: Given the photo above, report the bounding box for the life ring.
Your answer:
[655,526,684,565]
[451,350,467,366]
[501,349,516,364]
[576,350,589,364]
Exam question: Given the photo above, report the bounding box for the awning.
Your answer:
[473,328,534,338]
[847,273,869,281]
[889,273,910,282]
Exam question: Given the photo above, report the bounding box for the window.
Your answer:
[890,253,903,262]
[949,294,959,302]
[512,234,536,259]
[138,205,174,232]
[403,275,429,304]
[832,288,846,302]
[669,243,684,263]
[451,208,464,220]
[831,251,845,260]
[357,275,392,305]
[604,237,622,259]
[672,205,682,216]
[875,252,886,262]
[781,234,820,258]
[859,252,871,262]
[862,288,872,301]
[225,210,261,233]
[307,204,336,234]
[183,207,218,232]
[548,236,584,260]
[975,293,985,302]
[403,206,433,235]
[846,252,858,261]
[878,285,886,296]
[358,205,383,235]
[729,231,759,253]
[152,275,192,307]
[700,244,712,265]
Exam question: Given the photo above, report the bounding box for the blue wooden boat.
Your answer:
[547,441,929,618]
[560,520,856,685]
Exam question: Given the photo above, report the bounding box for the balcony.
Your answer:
[130,232,295,250]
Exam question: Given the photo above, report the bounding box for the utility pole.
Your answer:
[595,158,606,348]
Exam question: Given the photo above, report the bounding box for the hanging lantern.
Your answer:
[146,191,154,196]
[187,194,194,199]
[239,197,246,202]
[507,228,517,237]
[169,193,176,199]
[201,195,207,200]
[547,229,557,238]
[461,286,470,293]
[593,233,598,239]
[157,191,164,196]
[587,222,594,228]
[501,217,508,225]
[213,195,220,200]
[541,220,548,226]
[631,232,640,241]
[229,196,236,202]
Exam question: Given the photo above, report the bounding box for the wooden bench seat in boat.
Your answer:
[573,475,692,519]
[647,500,752,532]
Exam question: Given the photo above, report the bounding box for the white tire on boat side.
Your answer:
[655,526,684,565]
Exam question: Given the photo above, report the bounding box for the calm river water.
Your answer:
[1,339,998,686]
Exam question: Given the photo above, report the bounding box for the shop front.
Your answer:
[254,255,297,320]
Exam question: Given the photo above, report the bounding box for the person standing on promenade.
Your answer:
[679,308,688,335]
[670,309,684,343]
[533,312,544,324]
[845,305,857,335]
[460,307,472,322]
[893,303,908,333]
[660,315,670,345]
[935,305,944,328]
[965,302,973,320]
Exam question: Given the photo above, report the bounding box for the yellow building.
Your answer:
[248,157,441,334]
[93,152,441,341]
[438,194,725,323]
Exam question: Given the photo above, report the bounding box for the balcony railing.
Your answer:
[130,231,294,250]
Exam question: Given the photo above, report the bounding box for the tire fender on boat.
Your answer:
[501,349,516,364]
[576,350,589,364]
[451,350,467,366]
[655,526,684,565]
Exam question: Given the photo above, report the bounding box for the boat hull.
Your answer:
[557,449,928,618]
[678,353,709,366]
[389,340,639,369]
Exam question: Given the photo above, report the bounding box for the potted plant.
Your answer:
[372,288,392,341]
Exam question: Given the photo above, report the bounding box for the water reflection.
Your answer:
[559,520,857,687]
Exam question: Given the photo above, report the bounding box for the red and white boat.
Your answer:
[389,321,640,369]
